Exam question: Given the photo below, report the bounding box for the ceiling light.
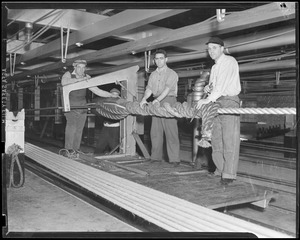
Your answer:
[76,42,83,47]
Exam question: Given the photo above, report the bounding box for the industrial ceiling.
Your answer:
[2,2,297,95]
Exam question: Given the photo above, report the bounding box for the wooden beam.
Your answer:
[15,9,188,65]
[132,132,151,159]
[7,9,107,30]
[10,2,295,80]
[7,39,44,54]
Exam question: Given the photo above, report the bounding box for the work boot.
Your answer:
[220,178,235,185]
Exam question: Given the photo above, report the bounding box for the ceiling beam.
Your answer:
[7,9,108,30]
[14,9,189,65]
[10,2,295,80]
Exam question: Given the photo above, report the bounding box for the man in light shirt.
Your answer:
[140,49,180,167]
[196,37,241,185]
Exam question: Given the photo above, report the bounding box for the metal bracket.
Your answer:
[216,9,226,22]
[61,65,139,111]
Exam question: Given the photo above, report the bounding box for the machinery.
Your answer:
[61,65,140,157]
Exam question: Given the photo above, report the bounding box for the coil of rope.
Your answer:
[6,144,24,188]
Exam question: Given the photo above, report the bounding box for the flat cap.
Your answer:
[110,88,120,95]
[206,37,224,46]
[73,59,87,67]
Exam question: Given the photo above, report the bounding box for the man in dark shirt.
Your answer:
[61,59,117,154]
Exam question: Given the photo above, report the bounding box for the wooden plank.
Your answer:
[15,9,188,65]
[8,9,107,31]
[132,132,150,159]
[11,2,295,80]
[78,152,150,176]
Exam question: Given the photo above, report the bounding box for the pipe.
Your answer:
[167,26,295,64]
[177,59,295,78]
[25,22,33,44]
[24,143,293,237]
[83,26,296,77]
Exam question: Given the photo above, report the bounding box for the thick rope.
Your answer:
[92,97,296,147]
[6,144,24,188]
[217,107,296,115]
[93,98,220,147]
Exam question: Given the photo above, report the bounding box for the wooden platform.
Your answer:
[75,153,278,210]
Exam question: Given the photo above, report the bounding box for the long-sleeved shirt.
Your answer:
[146,66,178,98]
[206,54,241,102]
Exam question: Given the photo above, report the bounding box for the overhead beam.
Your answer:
[15,9,189,65]
[7,9,108,30]
[7,39,44,54]
[10,2,295,80]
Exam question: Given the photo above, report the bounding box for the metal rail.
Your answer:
[23,142,292,237]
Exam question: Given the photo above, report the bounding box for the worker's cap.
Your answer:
[110,88,120,95]
[206,37,224,46]
[72,59,87,67]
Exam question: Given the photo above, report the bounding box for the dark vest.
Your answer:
[69,73,87,107]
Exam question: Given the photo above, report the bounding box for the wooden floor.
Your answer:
[91,158,276,210]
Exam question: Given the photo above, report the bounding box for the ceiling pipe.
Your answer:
[86,26,295,77]
[167,27,295,64]
[176,59,295,78]
[10,26,296,87]
[25,22,33,43]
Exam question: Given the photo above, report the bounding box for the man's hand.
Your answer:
[139,99,148,109]
[152,99,160,107]
[83,76,91,81]
[110,93,119,98]
[195,99,210,109]
[204,83,213,94]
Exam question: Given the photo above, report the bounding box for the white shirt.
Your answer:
[206,53,241,102]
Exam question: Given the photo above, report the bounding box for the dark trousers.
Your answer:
[150,96,180,162]
[64,110,87,151]
[95,126,120,153]
[211,96,240,179]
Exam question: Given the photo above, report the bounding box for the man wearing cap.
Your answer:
[94,88,121,154]
[196,37,241,185]
[61,59,118,154]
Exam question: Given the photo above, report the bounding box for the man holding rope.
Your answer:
[195,37,241,185]
[61,59,117,156]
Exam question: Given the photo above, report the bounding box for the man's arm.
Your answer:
[61,72,90,86]
[88,87,114,98]
[153,87,170,104]
[140,88,153,108]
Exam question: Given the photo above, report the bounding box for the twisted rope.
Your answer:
[93,97,296,147]
[218,107,296,115]
[6,144,24,188]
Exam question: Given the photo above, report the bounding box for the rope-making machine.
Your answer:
[61,65,140,157]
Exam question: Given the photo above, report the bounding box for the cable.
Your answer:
[6,144,24,188]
